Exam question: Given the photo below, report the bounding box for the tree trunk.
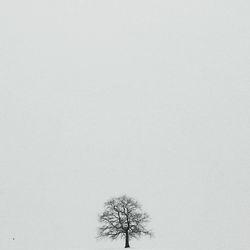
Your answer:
[125,231,130,248]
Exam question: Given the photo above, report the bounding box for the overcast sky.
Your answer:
[0,1,250,250]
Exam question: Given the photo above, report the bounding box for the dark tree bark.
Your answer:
[97,195,153,248]
[125,230,130,248]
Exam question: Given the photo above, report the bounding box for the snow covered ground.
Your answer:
[0,0,250,250]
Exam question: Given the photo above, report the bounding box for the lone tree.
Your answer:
[97,195,153,248]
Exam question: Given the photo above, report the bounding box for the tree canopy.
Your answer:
[97,195,153,248]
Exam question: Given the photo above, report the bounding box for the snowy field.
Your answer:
[0,0,250,250]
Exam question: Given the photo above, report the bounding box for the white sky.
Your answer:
[0,1,250,250]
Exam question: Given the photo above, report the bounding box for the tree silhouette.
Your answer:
[97,195,153,248]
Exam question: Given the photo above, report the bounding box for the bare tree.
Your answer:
[97,195,153,248]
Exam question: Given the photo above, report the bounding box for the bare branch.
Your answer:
[97,195,153,247]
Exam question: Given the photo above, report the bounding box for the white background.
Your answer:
[0,1,250,250]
